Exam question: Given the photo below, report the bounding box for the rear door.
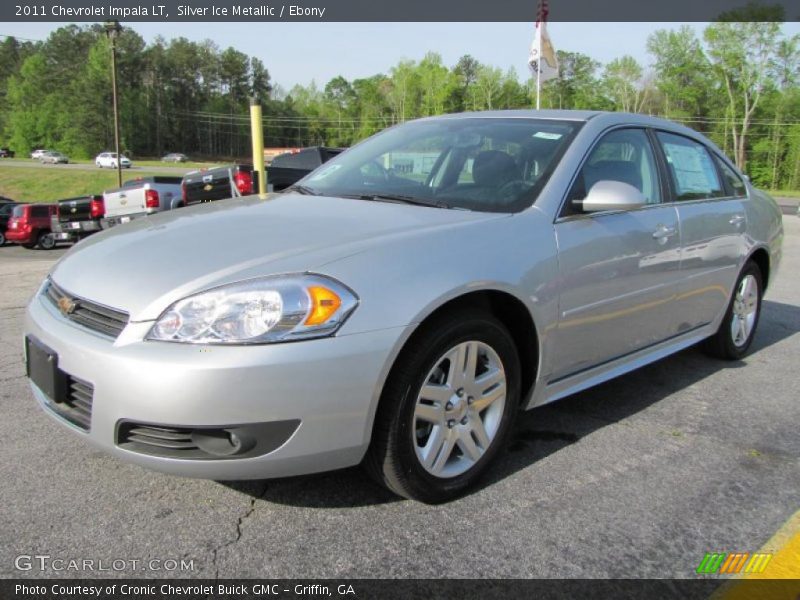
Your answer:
[551,127,682,381]
[654,132,747,330]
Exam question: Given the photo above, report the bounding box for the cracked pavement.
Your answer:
[0,217,798,579]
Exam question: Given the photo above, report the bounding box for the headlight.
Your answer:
[147,274,358,344]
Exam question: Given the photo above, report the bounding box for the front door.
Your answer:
[550,128,682,381]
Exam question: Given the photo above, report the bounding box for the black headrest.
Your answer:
[472,151,518,187]
[584,159,642,192]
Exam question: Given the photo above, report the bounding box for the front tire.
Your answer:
[703,261,763,360]
[365,310,520,503]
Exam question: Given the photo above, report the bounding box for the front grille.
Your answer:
[48,375,94,431]
[44,280,129,338]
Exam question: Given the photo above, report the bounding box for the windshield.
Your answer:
[299,117,581,212]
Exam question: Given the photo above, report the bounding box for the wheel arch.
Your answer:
[747,247,770,290]
[364,287,541,450]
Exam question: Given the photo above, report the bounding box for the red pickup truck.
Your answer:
[6,204,58,249]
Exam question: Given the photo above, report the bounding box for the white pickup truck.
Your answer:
[102,176,184,227]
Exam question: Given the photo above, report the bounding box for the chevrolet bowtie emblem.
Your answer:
[57,296,77,316]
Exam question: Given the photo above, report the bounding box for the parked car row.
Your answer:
[1,146,341,251]
[181,146,342,205]
[9,147,195,165]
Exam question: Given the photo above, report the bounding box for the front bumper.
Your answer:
[24,287,404,479]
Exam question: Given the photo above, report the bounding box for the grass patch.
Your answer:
[768,190,800,199]
[0,166,181,203]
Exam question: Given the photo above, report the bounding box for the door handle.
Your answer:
[652,224,677,240]
[729,214,745,226]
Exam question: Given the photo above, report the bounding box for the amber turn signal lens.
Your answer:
[305,286,342,326]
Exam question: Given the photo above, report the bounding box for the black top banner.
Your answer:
[4,0,800,22]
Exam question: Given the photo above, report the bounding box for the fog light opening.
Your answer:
[191,428,255,457]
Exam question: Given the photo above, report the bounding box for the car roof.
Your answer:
[416,109,709,148]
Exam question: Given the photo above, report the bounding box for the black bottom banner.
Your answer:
[3,579,800,600]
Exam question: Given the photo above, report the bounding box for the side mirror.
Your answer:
[580,180,646,213]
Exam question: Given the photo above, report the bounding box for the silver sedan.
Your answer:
[23,110,783,502]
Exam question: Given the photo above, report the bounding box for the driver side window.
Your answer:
[565,128,661,216]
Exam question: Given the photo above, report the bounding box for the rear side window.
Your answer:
[713,155,747,197]
[31,205,49,218]
[656,132,724,201]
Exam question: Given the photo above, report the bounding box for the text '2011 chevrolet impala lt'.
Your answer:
[24,110,783,502]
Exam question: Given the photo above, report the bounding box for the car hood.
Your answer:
[50,193,502,321]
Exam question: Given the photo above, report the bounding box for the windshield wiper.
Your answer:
[344,193,451,209]
[285,184,319,195]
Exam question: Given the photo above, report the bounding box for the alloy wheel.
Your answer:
[413,340,506,478]
[731,274,759,347]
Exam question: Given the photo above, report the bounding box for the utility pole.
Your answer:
[105,20,123,188]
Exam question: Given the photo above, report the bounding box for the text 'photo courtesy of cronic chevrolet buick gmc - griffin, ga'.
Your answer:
[22,110,782,502]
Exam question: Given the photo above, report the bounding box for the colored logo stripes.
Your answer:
[696,552,773,575]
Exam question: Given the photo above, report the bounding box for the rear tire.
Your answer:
[365,310,520,503]
[0,231,5,246]
[37,231,55,250]
[702,261,763,360]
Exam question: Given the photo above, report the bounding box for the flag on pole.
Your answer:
[528,0,559,84]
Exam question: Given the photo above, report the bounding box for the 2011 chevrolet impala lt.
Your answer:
[24,110,783,502]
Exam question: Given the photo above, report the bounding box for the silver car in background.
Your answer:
[23,110,782,502]
[40,151,69,164]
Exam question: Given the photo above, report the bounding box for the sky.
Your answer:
[4,21,800,90]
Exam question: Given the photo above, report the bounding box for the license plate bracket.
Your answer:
[25,336,67,403]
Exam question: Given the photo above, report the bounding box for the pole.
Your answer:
[110,34,122,188]
[535,23,541,110]
[250,98,267,198]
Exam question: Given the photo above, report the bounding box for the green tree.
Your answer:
[704,4,784,169]
[602,55,651,113]
[647,26,711,118]
[540,50,602,109]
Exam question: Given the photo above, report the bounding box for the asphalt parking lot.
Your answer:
[0,218,798,580]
